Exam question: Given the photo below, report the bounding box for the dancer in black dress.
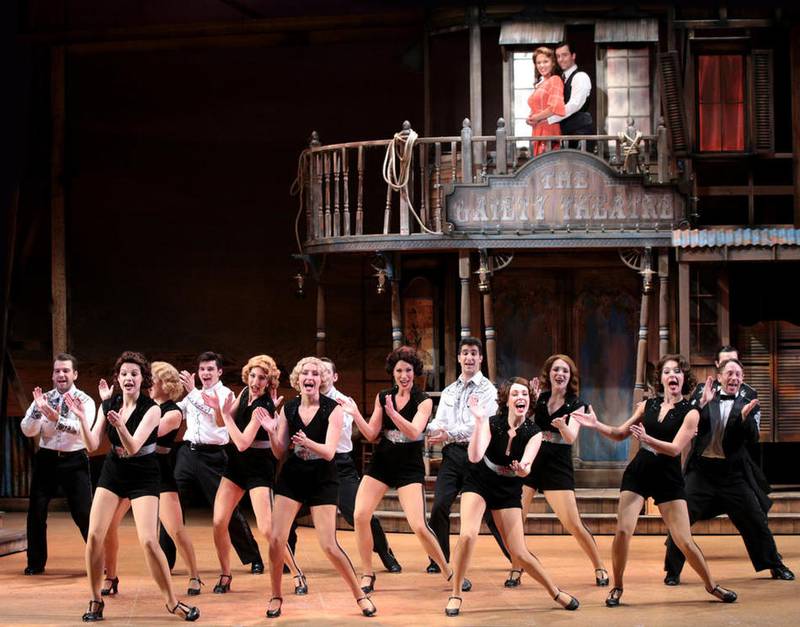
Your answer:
[572,354,737,607]
[266,357,375,618]
[446,378,579,617]
[68,351,199,622]
[344,346,459,594]
[202,354,305,596]
[507,354,608,588]
[101,362,202,597]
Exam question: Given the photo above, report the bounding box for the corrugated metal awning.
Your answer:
[595,19,659,43]
[499,21,565,45]
[672,228,800,248]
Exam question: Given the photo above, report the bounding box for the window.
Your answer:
[689,267,721,357]
[511,51,535,148]
[604,48,652,138]
[697,55,745,151]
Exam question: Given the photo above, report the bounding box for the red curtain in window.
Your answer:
[698,55,744,151]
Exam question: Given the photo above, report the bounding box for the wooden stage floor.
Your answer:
[0,511,798,626]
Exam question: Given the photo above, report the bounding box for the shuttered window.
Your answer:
[697,55,745,151]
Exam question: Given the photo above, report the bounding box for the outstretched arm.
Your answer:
[340,394,382,443]
[512,432,543,477]
[571,402,645,442]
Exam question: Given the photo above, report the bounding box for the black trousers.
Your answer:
[561,115,595,152]
[664,458,782,575]
[160,443,262,568]
[26,448,93,570]
[429,444,511,562]
[287,452,392,560]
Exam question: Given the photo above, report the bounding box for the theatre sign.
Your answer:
[445,151,684,235]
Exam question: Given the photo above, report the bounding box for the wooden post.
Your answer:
[678,261,690,358]
[468,5,483,173]
[323,152,332,237]
[657,118,668,183]
[342,147,350,236]
[483,290,497,383]
[434,142,443,232]
[419,143,428,229]
[356,145,364,235]
[461,119,473,184]
[391,260,402,349]
[792,23,800,227]
[459,252,471,339]
[398,121,411,236]
[634,248,654,403]
[496,118,507,175]
[316,283,326,357]
[51,46,67,356]
[658,249,670,357]
[333,151,341,237]
[308,131,320,240]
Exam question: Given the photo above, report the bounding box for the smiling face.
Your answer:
[118,362,143,397]
[52,359,77,394]
[718,361,744,396]
[458,344,483,379]
[555,45,576,72]
[549,358,571,394]
[392,360,415,391]
[508,383,530,419]
[299,362,321,397]
[247,366,268,398]
[535,53,554,78]
[660,360,684,397]
[198,360,222,389]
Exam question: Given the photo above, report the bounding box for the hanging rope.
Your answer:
[289,149,311,271]
[382,128,439,234]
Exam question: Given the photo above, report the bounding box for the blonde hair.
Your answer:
[289,356,323,392]
[151,361,183,402]
[241,354,280,388]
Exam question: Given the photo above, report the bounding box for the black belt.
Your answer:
[334,452,353,461]
[188,442,224,452]
[39,448,87,458]
[445,441,469,449]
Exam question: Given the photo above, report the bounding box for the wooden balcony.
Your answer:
[295,118,684,254]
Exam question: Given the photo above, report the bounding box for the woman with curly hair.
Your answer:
[265,356,375,618]
[339,346,454,595]
[202,354,304,596]
[445,377,579,616]
[67,351,199,622]
[572,354,737,607]
[505,354,609,588]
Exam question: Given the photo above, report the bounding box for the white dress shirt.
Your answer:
[178,380,231,446]
[428,371,498,444]
[547,65,592,125]
[323,384,354,454]
[20,385,96,452]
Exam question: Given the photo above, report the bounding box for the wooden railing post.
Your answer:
[657,117,669,183]
[333,150,341,237]
[419,143,428,229]
[356,145,364,235]
[342,147,351,236]
[311,132,323,240]
[434,142,443,232]
[658,249,670,356]
[459,251,471,338]
[496,118,507,175]
[323,152,332,237]
[398,121,411,236]
[461,118,473,183]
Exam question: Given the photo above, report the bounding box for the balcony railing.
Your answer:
[295,117,672,247]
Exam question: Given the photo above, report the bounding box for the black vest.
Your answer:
[561,69,592,134]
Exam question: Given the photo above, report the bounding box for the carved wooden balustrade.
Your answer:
[296,117,673,252]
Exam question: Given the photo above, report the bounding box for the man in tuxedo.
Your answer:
[663,356,794,583]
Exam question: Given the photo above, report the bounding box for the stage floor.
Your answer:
[0,511,798,626]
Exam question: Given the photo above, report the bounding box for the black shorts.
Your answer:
[98,452,160,500]
[523,442,575,492]
[364,438,425,488]
[275,455,339,507]
[620,450,686,505]
[222,446,277,491]
[462,460,524,510]
[157,453,178,493]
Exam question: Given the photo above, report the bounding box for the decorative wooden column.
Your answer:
[678,261,690,358]
[315,283,326,357]
[633,248,654,404]
[482,291,497,382]
[468,5,483,173]
[658,249,670,357]
[391,275,402,350]
[51,46,67,356]
[459,252,471,339]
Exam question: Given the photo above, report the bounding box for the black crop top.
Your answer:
[378,386,430,433]
[284,394,338,446]
[156,400,181,449]
[234,388,275,443]
[533,391,586,435]
[640,397,694,455]
[485,414,541,466]
[102,394,158,448]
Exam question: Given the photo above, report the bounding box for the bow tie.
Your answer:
[719,394,736,401]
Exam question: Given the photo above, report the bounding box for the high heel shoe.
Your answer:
[446,570,472,592]
[213,574,232,594]
[100,576,119,596]
[605,587,623,607]
[360,573,376,594]
[595,568,609,586]
[444,596,462,617]
[504,569,523,588]
[357,596,377,617]
[81,599,104,622]
[707,584,737,603]
[266,597,283,618]
[166,600,200,621]
[553,588,579,611]
[293,573,308,595]
[187,577,203,596]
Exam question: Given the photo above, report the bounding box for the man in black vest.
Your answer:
[548,42,594,150]
[663,356,794,583]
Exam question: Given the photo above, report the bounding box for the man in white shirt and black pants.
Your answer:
[160,351,263,574]
[20,353,96,575]
[548,42,594,150]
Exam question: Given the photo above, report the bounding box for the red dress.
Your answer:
[528,75,566,156]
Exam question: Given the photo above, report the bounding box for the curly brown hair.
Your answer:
[533,46,559,79]
[655,354,696,396]
[385,345,424,377]
[539,354,579,396]
[497,377,535,418]
[113,351,152,392]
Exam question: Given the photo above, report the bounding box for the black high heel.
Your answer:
[166,600,200,621]
[293,573,308,595]
[81,599,104,622]
[606,587,623,607]
[707,584,737,603]
[504,568,523,587]
[266,597,283,618]
[360,573,376,594]
[445,596,462,617]
[100,577,118,596]
[213,573,232,594]
[187,577,203,596]
[446,569,472,592]
[553,588,579,611]
[357,596,377,617]
[595,568,609,586]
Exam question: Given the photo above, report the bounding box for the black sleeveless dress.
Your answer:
[97,394,160,499]
[463,413,542,510]
[524,392,586,492]
[620,397,693,504]
[156,400,181,493]
[274,395,339,506]
[222,389,277,490]
[364,386,430,488]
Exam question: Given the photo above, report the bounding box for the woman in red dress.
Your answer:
[527,47,565,156]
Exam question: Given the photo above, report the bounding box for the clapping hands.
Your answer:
[98,379,113,401]
[253,406,278,433]
[33,387,58,421]
[62,393,86,421]
[179,371,196,394]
